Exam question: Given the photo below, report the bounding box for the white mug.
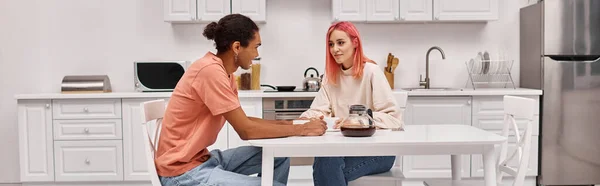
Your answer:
[323,117,340,129]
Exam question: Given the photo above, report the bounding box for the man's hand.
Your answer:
[298,115,324,120]
[298,118,327,136]
[276,120,292,125]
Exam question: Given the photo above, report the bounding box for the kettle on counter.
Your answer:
[303,67,321,92]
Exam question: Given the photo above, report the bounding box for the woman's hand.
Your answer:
[333,118,343,129]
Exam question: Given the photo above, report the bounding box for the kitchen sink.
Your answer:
[401,88,462,91]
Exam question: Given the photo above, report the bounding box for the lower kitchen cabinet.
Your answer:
[227,97,263,149]
[122,98,159,181]
[470,96,540,178]
[54,140,123,182]
[17,94,540,185]
[18,99,54,182]
[402,96,472,178]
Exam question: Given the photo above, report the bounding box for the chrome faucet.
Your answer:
[420,46,446,89]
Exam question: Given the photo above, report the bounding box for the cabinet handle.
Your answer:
[85,159,90,164]
[83,108,89,112]
[435,17,439,20]
[84,128,90,133]
[467,100,472,105]
[334,17,339,21]
[45,104,50,108]
[400,16,405,20]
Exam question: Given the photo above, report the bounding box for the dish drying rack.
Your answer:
[465,60,516,89]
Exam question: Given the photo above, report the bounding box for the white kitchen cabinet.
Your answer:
[470,96,540,178]
[402,97,472,178]
[15,93,542,185]
[366,0,399,22]
[164,0,229,22]
[227,97,263,148]
[333,0,399,22]
[164,0,197,22]
[122,99,156,181]
[400,0,433,21]
[472,95,541,137]
[52,99,122,120]
[18,100,54,182]
[53,119,123,141]
[332,0,367,22]
[197,0,231,22]
[332,0,497,23]
[231,0,266,22]
[54,140,123,182]
[164,0,266,23]
[433,0,499,21]
[471,96,540,116]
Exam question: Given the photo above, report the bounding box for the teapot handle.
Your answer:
[304,67,319,78]
[367,109,374,126]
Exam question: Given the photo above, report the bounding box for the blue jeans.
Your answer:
[312,156,396,186]
[159,146,290,186]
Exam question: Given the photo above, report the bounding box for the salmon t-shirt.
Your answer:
[155,52,240,177]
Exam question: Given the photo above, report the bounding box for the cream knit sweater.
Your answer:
[300,62,404,130]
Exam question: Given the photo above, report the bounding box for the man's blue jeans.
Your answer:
[312,156,396,186]
[159,146,290,186]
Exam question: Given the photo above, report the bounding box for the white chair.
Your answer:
[351,92,409,185]
[424,95,536,186]
[140,99,167,186]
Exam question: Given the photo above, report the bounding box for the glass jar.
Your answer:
[339,105,376,137]
[250,57,261,90]
[235,68,252,90]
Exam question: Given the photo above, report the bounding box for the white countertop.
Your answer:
[403,88,542,96]
[14,88,542,100]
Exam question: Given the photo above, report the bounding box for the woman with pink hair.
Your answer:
[299,21,404,185]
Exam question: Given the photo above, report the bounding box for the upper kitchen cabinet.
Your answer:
[332,0,367,22]
[366,0,399,22]
[433,0,498,21]
[231,0,266,23]
[164,0,230,22]
[400,0,433,21]
[332,0,497,23]
[332,0,401,22]
[164,0,197,22]
[197,0,232,22]
[164,0,266,23]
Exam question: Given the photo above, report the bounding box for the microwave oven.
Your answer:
[134,61,190,92]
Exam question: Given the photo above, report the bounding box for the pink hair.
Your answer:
[324,21,375,85]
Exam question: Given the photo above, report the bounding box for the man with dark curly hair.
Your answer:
[154,14,327,186]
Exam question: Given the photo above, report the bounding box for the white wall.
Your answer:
[0,0,532,183]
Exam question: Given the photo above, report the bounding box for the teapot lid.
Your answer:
[349,105,366,113]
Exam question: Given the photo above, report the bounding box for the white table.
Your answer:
[247,124,507,186]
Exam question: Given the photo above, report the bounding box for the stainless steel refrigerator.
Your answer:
[520,0,600,185]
